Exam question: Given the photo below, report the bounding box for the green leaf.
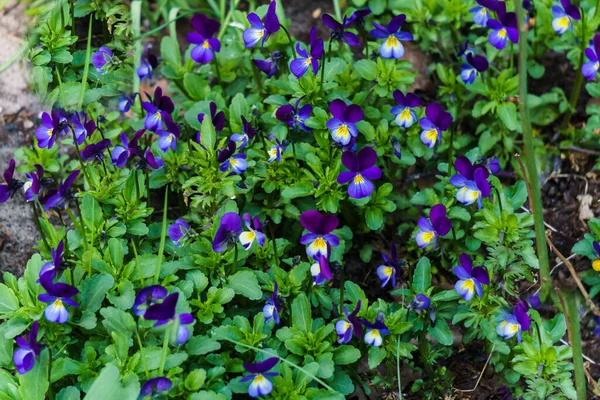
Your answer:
[497,102,518,131]
[81,194,103,228]
[79,274,114,313]
[587,82,600,97]
[56,386,81,400]
[428,319,453,346]
[52,49,73,64]
[200,116,216,151]
[333,345,361,365]
[0,325,13,367]
[412,257,431,293]
[18,348,49,400]
[354,59,378,80]
[226,270,262,300]
[365,207,383,230]
[367,346,386,369]
[185,369,207,391]
[0,284,19,313]
[186,335,221,355]
[281,182,314,200]
[31,66,48,97]
[99,307,136,339]
[160,36,181,67]
[291,293,312,334]
[183,73,205,100]
[83,365,139,400]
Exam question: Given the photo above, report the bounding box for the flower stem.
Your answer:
[396,335,403,399]
[338,268,345,315]
[563,290,586,400]
[269,222,279,267]
[447,127,454,177]
[158,327,170,376]
[332,0,342,21]
[233,244,238,274]
[279,24,297,58]
[514,0,551,300]
[77,15,93,110]
[132,1,142,101]
[31,203,51,251]
[154,187,169,284]
[136,328,150,378]
[132,239,144,286]
[561,11,586,130]
[216,337,336,392]
[319,39,333,95]
[72,200,91,276]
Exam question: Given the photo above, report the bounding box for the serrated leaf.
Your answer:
[226,270,262,300]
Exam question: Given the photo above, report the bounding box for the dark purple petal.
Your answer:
[405,93,423,107]
[341,150,359,171]
[468,54,489,72]
[455,156,474,180]
[322,14,341,30]
[425,102,442,122]
[300,210,323,234]
[264,1,280,34]
[343,32,360,46]
[243,357,279,374]
[393,90,406,106]
[471,266,490,285]
[343,104,364,123]
[337,171,356,184]
[387,14,406,33]
[357,147,377,170]
[320,214,339,234]
[474,167,491,198]
[144,293,178,321]
[221,212,242,233]
[319,255,333,279]
[459,253,473,274]
[329,99,347,120]
[276,105,294,122]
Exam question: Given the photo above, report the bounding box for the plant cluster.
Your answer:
[5,0,600,398]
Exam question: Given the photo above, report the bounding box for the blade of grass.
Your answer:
[77,16,93,110]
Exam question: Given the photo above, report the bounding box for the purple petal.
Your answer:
[300,210,323,233]
[459,253,473,273]
[471,266,490,285]
[343,105,364,123]
[243,357,279,374]
[357,147,377,170]
[329,99,347,120]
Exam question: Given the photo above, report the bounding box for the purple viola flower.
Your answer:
[23,165,44,202]
[583,35,600,81]
[196,102,226,145]
[450,156,491,208]
[456,40,476,60]
[415,204,451,248]
[111,130,145,168]
[267,135,289,163]
[497,300,530,342]
[212,212,242,253]
[13,321,40,375]
[118,94,134,113]
[460,53,489,84]
[376,242,403,288]
[239,213,266,250]
[138,149,164,171]
[91,46,113,74]
[391,137,402,159]
[290,27,324,78]
[453,253,490,301]
[188,14,221,63]
[35,108,69,149]
[336,301,363,344]
[230,116,255,149]
[419,102,453,148]
[300,210,339,260]
[133,285,168,317]
[39,240,64,282]
[156,117,180,153]
[552,0,580,34]
[470,0,501,27]
[169,219,190,247]
[44,170,80,210]
[217,141,247,174]
[71,114,96,145]
[311,254,333,285]
[243,0,280,48]
[140,377,172,398]
[348,8,372,28]
[409,294,436,322]
[276,100,312,133]
[143,292,179,325]
[361,314,390,347]
[371,14,413,59]
[327,99,364,146]
[81,139,111,162]
[263,283,281,325]
[0,159,24,203]
[241,357,279,398]
[253,50,281,78]
[594,316,600,338]
[337,147,382,199]
[527,294,542,309]
[142,87,175,132]
[485,157,501,174]
[38,273,79,324]
[487,4,518,50]
[322,14,360,46]
[391,90,422,128]
[137,54,158,81]
[175,313,194,344]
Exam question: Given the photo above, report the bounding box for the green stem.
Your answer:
[233,244,238,274]
[217,337,336,392]
[493,186,505,216]
[447,127,454,177]
[136,328,150,378]
[132,239,144,286]
[55,68,67,106]
[132,0,142,110]
[269,222,279,267]
[217,0,241,41]
[418,330,433,375]
[339,268,345,315]
[319,39,333,95]
[332,0,342,20]
[71,131,93,188]
[213,53,222,85]
[509,41,514,74]
[77,16,93,110]
[154,188,169,284]
[515,0,551,300]
[397,335,403,399]
[564,290,586,400]
[72,200,91,276]
[561,10,586,130]
[168,7,179,39]
[31,203,51,251]
[158,328,170,376]
[279,24,297,58]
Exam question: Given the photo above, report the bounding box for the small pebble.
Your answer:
[23,119,33,129]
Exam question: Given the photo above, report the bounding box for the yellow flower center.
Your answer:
[203,40,210,48]
[593,259,600,272]
[384,267,393,276]
[400,108,412,121]
[463,278,475,291]
[155,112,161,120]
[47,128,53,138]
[386,35,399,47]
[371,329,381,338]
[426,129,437,140]
[353,174,365,185]
[313,237,326,249]
[423,231,435,243]
[247,231,256,240]
[337,124,349,139]
[305,57,312,65]
[509,324,519,333]
[498,28,507,38]
[53,298,63,308]
[254,373,265,383]
[268,148,278,158]
[481,8,487,14]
